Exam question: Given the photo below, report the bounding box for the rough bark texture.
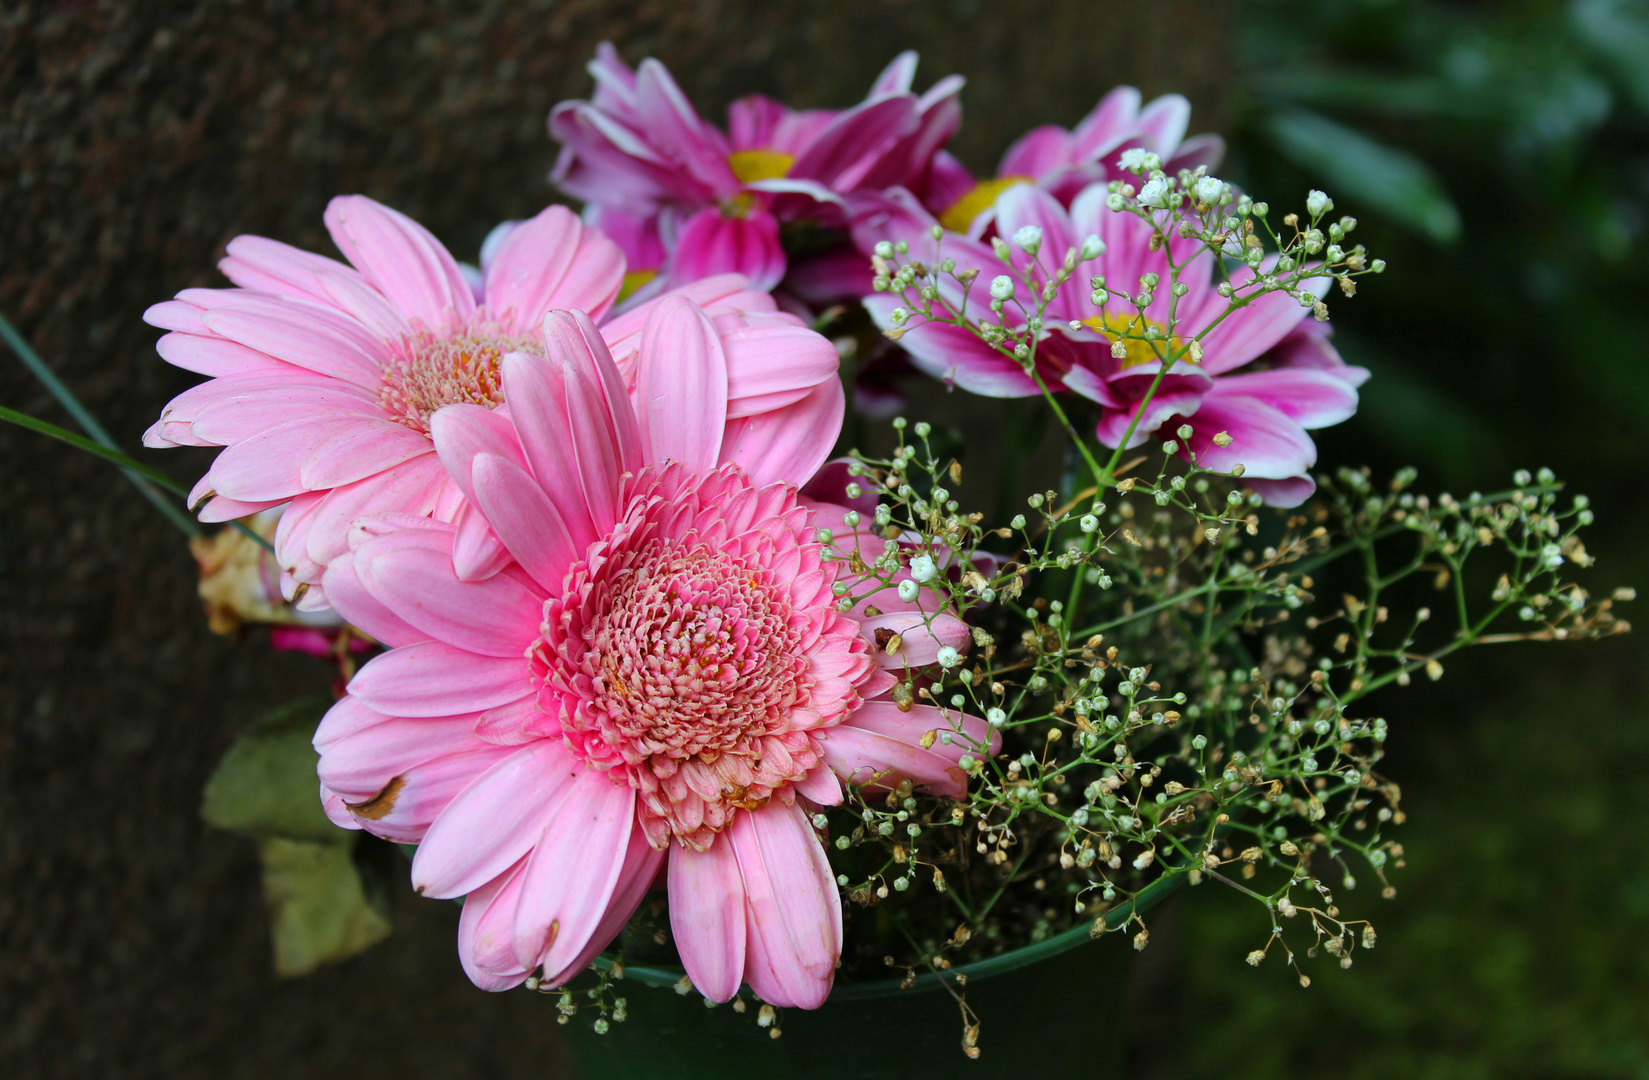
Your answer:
[0,3,1227,1076]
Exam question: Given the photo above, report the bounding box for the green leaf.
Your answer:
[1262,107,1463,243]
[257,836,392,977]
[201,698,339,842]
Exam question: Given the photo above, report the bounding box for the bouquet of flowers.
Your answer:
[7,43,1629,1059]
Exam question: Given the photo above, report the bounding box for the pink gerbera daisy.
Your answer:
[143,196,827,602]
[313,305,992,1007]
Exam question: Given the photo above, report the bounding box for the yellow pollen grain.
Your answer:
[1080,311,1190,370]
[939,175,1032,234]
[728,149,795,184]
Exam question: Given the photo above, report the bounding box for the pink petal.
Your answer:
[321,554,432,649]
[353,532,543,658]
[186,379,383,445]
[319,715,490,804]
[728,802,840,1009]
[1209,368,1359,430]
[1000,125,1077,180]
[671,207,785,294]
[205,417,359,501]
[1246,476,1317,508]
[496,354,600,549]
[347,640,529,718]
[313,695,393,754]
[324,195,476,332]
[299,452,448,571]
[793,766,844,807]
[668,838,747,1002]
[818,723,967,799]
[719,378,842,488]
[412,740,582,899]
[551,827,666,982]
[788,94,917,190]
[1179,395,1317,479]
[540,311,633,533]
[482,205,625,332]
[854,610,970,669]
[511,772,637,976]
[1137,93,1192,155]
[721,320,840,419]
[469,452,581,595]
[862,295,1043,397]
[218,235,359,306]
[201,300,385,388]
[599,273,774,378]
[1198,268,1327,375]
[635,295,728,470]
[542,308,645,477]
[1072,85,1143,161]
[459,861,535,991]
[155,331,301,379]
[869,51,918,96]
[428,402,528,504]
[633,58,735,194]
[451,499,514,582]
[299,420,435,491]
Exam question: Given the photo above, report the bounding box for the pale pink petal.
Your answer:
[353,533,543,658]
[298,420,435,491]
[411,740,583,899]
[482,204,625,333]
[793,766,844,806]
[511,772,636,976]
[201,300,385,388]
[347,640,529,718]
[635,295,727,470]
[428,402,528,505]
[469,453,582,595]
[299,452,449,572]
[668,838,747,1002]
[451,499,514,582]
[1198,269,1328,375]
[496,353,601,548]
[718,378,843,488]
[205,417,360,502]
[218,235,359,306]
[818,721,970,799]
[855,610,970,669]
[720,320,840,418]
[863,295,1044,397]
[542,308,645,478]
[552,827,666,981]
[313,694,393,754]
[324,195,476,331]
[728,801,840,1009]
[458,861,535,991]
[1136,93,1192,155]
[1246,476,1317,508]
[155,332,302,379]
[321,554,432,649]
[1178,395,1317,480]
[318,714,488,799]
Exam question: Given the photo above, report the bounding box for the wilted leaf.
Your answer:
[1262,107,1462,243]
[258,836,392,976]
[201,698,336,842]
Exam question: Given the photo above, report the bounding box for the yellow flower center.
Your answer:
[728,149,796,185]
[617,269,657,302]
[939,175,1033,234]
[1080,312,1190,370]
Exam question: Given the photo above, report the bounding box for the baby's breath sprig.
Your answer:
[819,421,1628,998]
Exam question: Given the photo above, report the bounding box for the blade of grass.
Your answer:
[1,310,202,537]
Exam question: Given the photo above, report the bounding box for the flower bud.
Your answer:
[1012,224,1043,255]
[1306,189,1333,218]
[989,275,1016,301]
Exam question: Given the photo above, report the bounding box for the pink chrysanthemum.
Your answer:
[313,305,991,1008]
[143,196,829,603]
[550,44,962,295]
[859,184,1365,505]
[924,85,1225,237]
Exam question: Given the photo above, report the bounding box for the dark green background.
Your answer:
[2,1,1644,1076]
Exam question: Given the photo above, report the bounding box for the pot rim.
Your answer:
[596,871,1185,1002]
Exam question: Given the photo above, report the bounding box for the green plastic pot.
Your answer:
[563,874,1183,1080]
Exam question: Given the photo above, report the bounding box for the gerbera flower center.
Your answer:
[378,322,542,433]
[1081,311,1191,370]
[939,175,1032,233]
[535,464,871,851]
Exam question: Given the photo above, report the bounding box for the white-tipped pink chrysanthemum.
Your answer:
[312,305,993,1008]
[143,196,813,605]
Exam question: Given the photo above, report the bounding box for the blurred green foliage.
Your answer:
[1157,1,1649,1075]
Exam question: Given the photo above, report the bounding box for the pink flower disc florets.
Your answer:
[377,318,543,434]
[533,463,874,852]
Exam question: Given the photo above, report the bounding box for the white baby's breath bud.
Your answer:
[1079,514,1099,533]
[909,554,938,583]
[1194,176,1227,204]
[874,241,894,259]
[1133,849,1156,869]
[1012,224,1043,255]
[889,306,909,326]
[1106,193,1126,212]
[1080,234,1106,260]
[913,420,931,438]
[936,646,961,669]
[1138,175,1172,208]
[991,236,1011,260]
[986,707,1006,727]
[929,224,944,241]
[1118,147,1150,172]
[1212,430,1233,447]
[897,578,919,603]
[989,275,1016,301]
[1306,189,1334,218]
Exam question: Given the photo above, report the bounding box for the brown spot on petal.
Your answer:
[349,776,405,820]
